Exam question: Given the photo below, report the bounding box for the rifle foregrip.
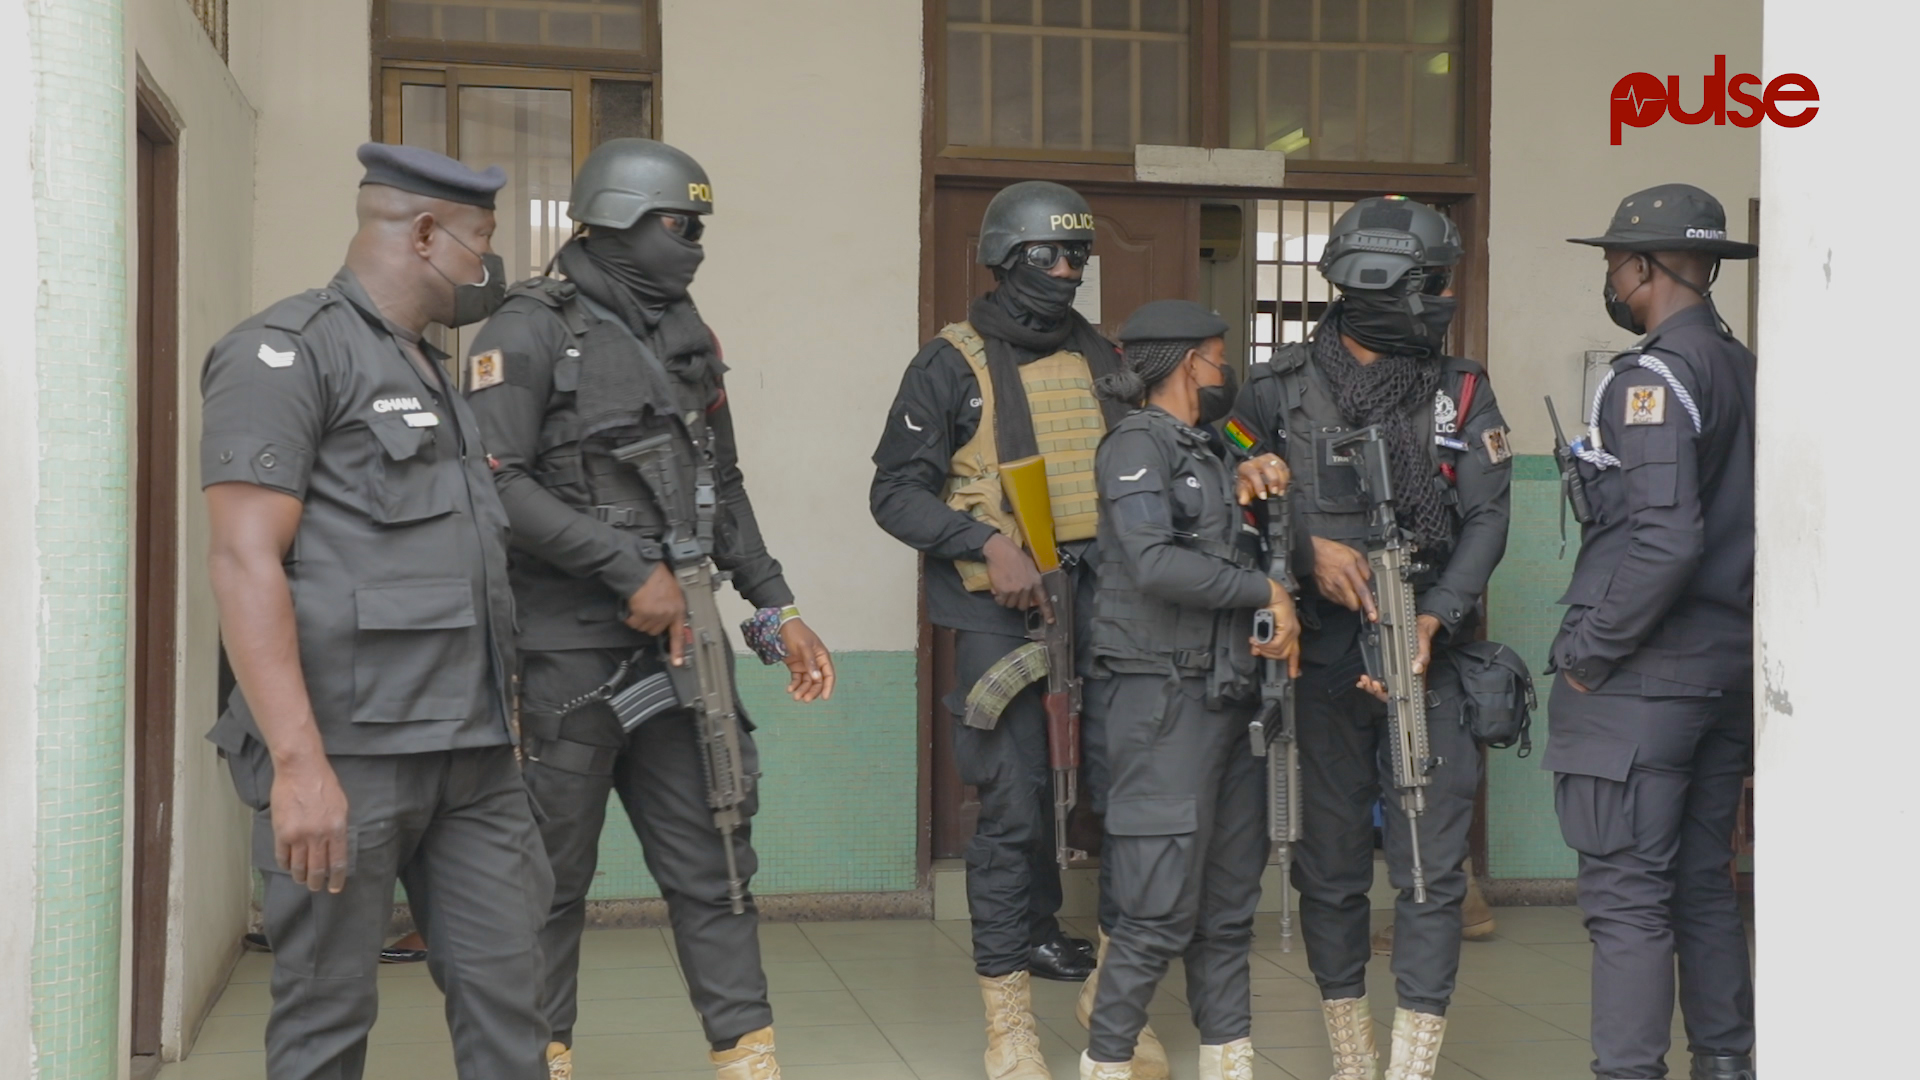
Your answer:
[1044,694,1079,771]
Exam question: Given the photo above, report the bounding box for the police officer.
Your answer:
[1225,196,1512,1080]
[201,143,552,1080]
[1077,301,1301,1080]
[870,180,1162,1080]
[462,138,836,1080]
[1551,185,1757,1080]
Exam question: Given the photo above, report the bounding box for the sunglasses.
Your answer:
[657,211,706,242]
[1019,241,1092,271]
[1408,265,1451,296]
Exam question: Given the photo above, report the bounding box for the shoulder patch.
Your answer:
[1624,385,1667,426]
[262,289,340,334]
[470,348,505,390]
[1480,425,1513,464]
[257,341,296,369]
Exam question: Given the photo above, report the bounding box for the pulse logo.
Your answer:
[1611,56,1818,145]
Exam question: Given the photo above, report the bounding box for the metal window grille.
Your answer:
[189,0,228,61]
[385,0,652,54]
[945,0,1191,153]
[1228,0,1462,163]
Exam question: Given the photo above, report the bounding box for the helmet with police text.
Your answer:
[978,181,1097,268]
[1318,195,1461,294]
[567,138,714,230]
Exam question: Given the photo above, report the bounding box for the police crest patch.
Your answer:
[1481,426,1513,465]
[1433,388,1458,434]
[1625,385,1666,426]
[470,348,505,391]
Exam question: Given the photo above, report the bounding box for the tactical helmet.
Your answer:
[567,138,714,230]
[1318,196,1461,292]
[978,181,1097,268]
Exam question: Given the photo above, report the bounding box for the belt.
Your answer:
[522,734,620,777]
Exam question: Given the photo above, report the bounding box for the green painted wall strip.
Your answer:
[30,0,130,1073]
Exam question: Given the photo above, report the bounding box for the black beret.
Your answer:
[1117,299,1230,344]
[357,142,508,210]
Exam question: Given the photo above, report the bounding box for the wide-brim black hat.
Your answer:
[1568,182,1757,259]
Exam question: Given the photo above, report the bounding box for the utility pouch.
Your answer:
[1447,639,1537,755]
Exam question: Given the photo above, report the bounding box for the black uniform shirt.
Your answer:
[1226,350,1512,666]
[464,289,792,651]
[870,337,1056,636]
[1554,303,1755,690]
[199,268,516,754]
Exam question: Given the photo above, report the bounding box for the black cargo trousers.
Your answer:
[945,556,1116,976]
[519,646,771,1049]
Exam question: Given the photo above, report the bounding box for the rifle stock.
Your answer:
[1000,456,1085,870]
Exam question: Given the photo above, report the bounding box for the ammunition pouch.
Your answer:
[1445,639,1537,755]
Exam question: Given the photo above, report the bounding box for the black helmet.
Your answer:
[1318,196,1461,293]
[978,181,1096,268]
[567,138,714,230]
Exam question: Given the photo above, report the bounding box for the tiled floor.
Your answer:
[160,906,1698,1080]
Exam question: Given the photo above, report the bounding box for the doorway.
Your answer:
[926,183,1198,859]
[131,82,181,1070]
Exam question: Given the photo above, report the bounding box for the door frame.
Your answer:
[131,74,182,1064]
[914,0,1495,880]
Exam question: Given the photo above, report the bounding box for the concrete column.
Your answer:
[0,1,134,1076]
[1755,4,1913,1073]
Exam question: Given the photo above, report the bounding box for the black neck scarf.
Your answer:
[967,281,1126,464]
[1312,302,1452,552]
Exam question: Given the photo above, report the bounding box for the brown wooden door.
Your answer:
[132,92,180,1063]
[927,184,1198,860]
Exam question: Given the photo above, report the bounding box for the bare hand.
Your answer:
[779,618,836,703]
[1356,673,1389,702]
[1250,581,1302,677]
[1412,614,1443,676]
[1235,454,1291,505]
[626,563,689,665]
[983,533,1053,621]
[270,754,351,893]
[1311,537,1377,620]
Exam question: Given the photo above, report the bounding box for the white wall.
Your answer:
[1488,0,1760,453]
[231,0,371,308]
[0,0,42,1068]
[660,0,925,652]
[1755,2,1898,1072]
[131,0,263,1058]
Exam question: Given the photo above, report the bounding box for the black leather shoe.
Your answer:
[1690,1054,1755,1080]
[1066,934,1096,961]
[379,945,429,964]
[1028,938,1096,982]
[241,932,271,953]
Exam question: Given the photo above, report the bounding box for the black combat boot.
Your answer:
[1690,1054,1756,1080]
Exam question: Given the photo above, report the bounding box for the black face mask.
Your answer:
[1338,288,1457,358]
[1603,257,1650,334]
[585,215,708,308]
[997,261,1082,327]
[432,230,507,327]
[1195,357,1240,426]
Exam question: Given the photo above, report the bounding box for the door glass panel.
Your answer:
[388,1,652,56]
[400,83,448,153]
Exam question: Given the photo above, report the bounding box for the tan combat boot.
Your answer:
[1079,1051,1133,1080]
[1321,997,1382,1080]
[1197,1038,1256,1080]
[1382,1009,1445,1080]
[1372,858,1496,953]
[710,1026,781,1080]
[1074,931,1169,1080]
[980,971,1051,1080]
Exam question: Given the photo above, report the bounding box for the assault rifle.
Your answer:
[613,432,753,914]
[1327,427,1439,904]
[962,455,1086,871]
[1248,491,1301,951]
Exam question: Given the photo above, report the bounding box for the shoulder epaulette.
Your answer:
[507,276,575,308]
[1266,341,1311,375]
[262,288,342,333]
